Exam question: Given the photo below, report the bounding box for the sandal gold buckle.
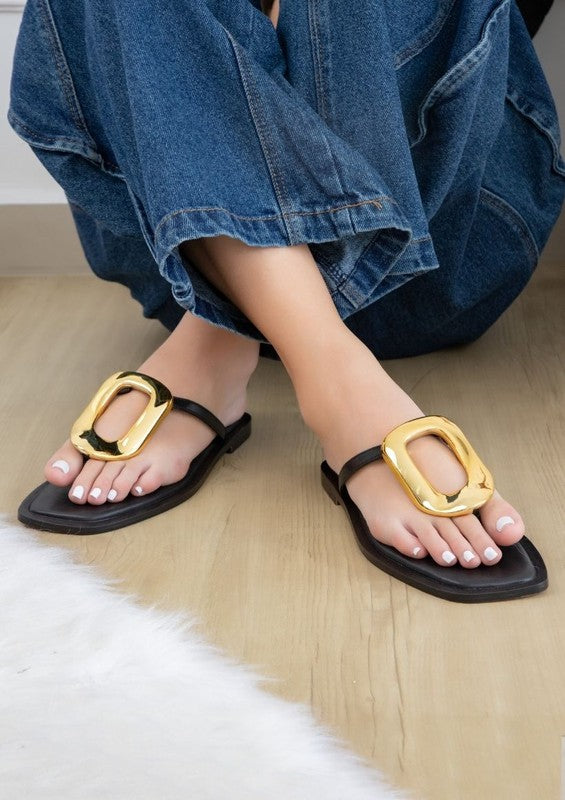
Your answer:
[70,371,173,460]
[381,415,494,516]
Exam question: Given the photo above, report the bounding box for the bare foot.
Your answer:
[44,313,259,505]
[299,335,525,569]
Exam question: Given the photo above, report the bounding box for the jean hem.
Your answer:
[151,199,438,340]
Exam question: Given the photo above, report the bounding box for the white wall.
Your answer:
[0,0,564,206]
[0,2,65,203]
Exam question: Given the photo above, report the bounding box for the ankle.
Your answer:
[159,314,259,381]
[291,337,424,471]
[291,334,385,431]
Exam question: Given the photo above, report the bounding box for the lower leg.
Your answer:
[181,235,525,568]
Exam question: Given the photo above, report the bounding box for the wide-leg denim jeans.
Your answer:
[8,0,565,357]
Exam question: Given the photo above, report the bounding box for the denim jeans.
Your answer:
[8,0,565,358]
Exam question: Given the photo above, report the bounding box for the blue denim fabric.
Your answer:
[8,0,565,357]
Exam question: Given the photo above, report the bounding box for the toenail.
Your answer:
[496,515,514,532]
[52,459,70,474]
[442,551,456,565]
[413,546,422,556]
[71,485,84,500]
[134,486,143,495]
[484,546,499,561]
[463,550,476,562]
[90,487,102,500]
[107,489,118,501]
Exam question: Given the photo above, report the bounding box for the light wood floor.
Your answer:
[1,264,564,800]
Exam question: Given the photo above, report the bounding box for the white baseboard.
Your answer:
[0,204,89,276]
[0,202,563,277]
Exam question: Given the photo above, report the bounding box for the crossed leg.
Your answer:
[45,234,523,567]
[178,235,525,569]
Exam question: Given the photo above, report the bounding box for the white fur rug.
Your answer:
[0,516,409,800]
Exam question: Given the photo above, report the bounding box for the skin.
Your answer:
[46,236,524,569]
[43,0,524,566]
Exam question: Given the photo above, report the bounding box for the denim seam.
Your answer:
[153,197,394,239]
[37,0,95,146]
[307,0,328,121]
[479,187,538,262]
[9,114,91,149]
[505,88,565,178]
[247,1,256,45]
[8,111,122,174]
[307,0,356,231]
[394,0,457,69]
[412,0,509,147]
[332,227,414,294]
[225,31,294,242]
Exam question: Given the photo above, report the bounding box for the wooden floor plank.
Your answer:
[1,262,563,800]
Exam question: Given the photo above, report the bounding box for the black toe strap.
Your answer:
[171,397,227,439]
[338,445,383,493]
[115,378,226,438]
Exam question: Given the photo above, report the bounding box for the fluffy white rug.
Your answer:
[0,516,409,800]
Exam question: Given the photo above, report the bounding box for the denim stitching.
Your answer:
[9,115,90,148]
[506,88,565,178]
[394,0,457,69]
[479,187,538,262]
[331,236,387,293]
[154,197,393,239]
[333,226,435,294]
[411,0,509,147]
[226,31,294,242]
[8,113,122,173]
[308,0,328,121]
[37,0,94,145]
[284,198,392,215]
[307,0,356,231]
[247,0,256,45]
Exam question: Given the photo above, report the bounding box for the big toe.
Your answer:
[479,490,525,546]
[44,440,84,486]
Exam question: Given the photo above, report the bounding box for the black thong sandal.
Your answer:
[320,415,548,603]
[18,371,252,535]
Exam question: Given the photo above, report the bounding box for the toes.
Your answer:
[433,518,481,569]
[86,462,126,504]
[478,490,525,546]
[108,462,148,502]
[379,521,428,560]
[45,441,85,487]
[129,466,167,498]
[87,457,182,506]
[454,513,503,566]
[406,520,457,567]
[67,459,105,504]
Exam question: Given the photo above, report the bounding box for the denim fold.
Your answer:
[8,0,565,354]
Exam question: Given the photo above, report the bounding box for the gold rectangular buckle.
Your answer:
[381,416,494,516]
[70,372,173,460]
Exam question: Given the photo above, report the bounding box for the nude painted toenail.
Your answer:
[107,489,118,501]
[71,485,84,500]
[484,546,499,561]
[413,546,422,556]
[496,516,514,532]
[52,459,70,474]
[134,486,143,495]
[442,551,456,564]
[90,487,102,500]
[463,550,476,562]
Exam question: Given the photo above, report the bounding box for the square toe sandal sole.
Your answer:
[320,460,548,603]
[17,414,251,535]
